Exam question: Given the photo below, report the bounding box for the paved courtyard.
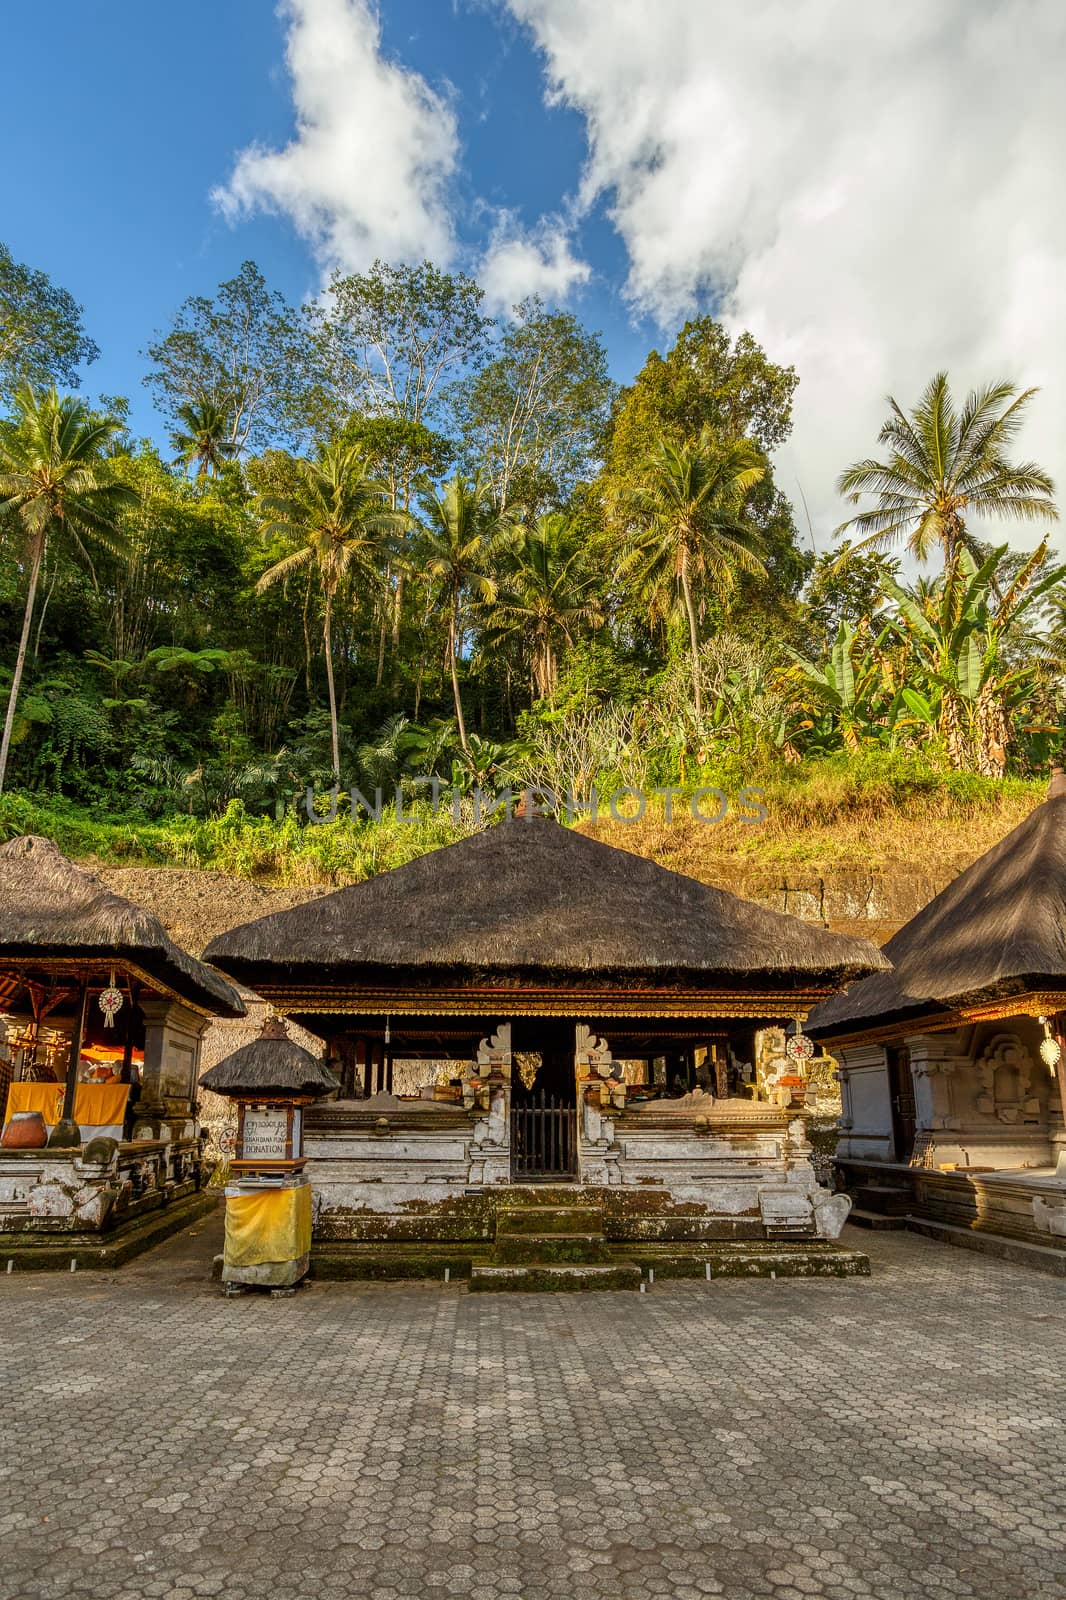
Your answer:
[1,1217,1064,1600]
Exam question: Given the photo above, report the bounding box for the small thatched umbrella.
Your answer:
[201,1015,339,1100]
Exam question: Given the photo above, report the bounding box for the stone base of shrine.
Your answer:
[0,1137,209,1269]
[837,1156,1066,1276]
[309,1236,869,1282]
[0,1186,214,1271]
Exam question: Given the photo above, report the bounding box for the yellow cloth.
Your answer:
[4,1082,128,1129]
[5,1083,64,1123]
[72,1084,129,1128]
[224,1185,312,1268]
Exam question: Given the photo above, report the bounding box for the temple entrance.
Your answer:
[887,1045,916,1163]
[510,1021,577,1181]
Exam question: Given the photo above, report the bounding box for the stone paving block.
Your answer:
[0,1220,1064,1598]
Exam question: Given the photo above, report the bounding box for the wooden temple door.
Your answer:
[510,1022,577,1181]
[887,1045,916,1163]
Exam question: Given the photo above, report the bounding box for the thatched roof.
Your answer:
[205,819,888,991]
[809,792,1066,1040]
[0,836,244,1017]
[200,1016,338,1097]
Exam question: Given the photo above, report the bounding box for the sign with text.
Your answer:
[241,1107,289,1161]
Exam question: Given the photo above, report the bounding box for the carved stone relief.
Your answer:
[974,1034,1041,1124]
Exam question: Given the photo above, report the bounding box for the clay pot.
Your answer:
[1,1110,48,1149]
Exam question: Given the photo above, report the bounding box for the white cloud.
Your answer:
[506,0,1066,549]
[213,0,459,270]
[478,214,591,311]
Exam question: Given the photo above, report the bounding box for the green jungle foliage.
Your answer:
[1,243,1062,877]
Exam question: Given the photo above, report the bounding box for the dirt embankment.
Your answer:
[93,866,323,957]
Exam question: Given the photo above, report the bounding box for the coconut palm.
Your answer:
[0,386,133,792]
[836,373,1058,568]
[489,512,602,699]
[255,443,398,783]
[417,474,519,751]
[619,431,765,720]
[170,396,239,480]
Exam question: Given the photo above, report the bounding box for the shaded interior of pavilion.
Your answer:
[298,1011,779,1103]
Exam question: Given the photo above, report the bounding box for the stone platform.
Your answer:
[311,1186,868,1287]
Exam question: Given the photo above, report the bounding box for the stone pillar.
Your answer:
[135,999,210,1139]
[908,1031,964,1166]
[834,1043,892,1162]
[467,1023,511,1186]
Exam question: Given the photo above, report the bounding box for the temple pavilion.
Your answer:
[0,835,244,1261]
[205,817,887,1283]
[809,775,1066,1266]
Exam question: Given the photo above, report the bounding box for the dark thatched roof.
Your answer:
[201,1018,338,1097]
[809,792,1066,1040]
[0,835,244,1017]
[205,819,888,990]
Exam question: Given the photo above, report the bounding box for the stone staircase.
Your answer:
[469,1190,641,1291]
[847,1181,911,1231]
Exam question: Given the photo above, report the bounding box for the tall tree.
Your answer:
[449,297,616,511]
[170,396,240,479]
[619,432,766,721]
[144,261,305,454]
[0,241,99,400]
[0,387,133,791]
[308,260,493,436]
[255,443,396,782]
[837,373,1059,567]
[488,512,602,699]
[604,319,798,497]
[601,318,805,631]
[417,474,517,751]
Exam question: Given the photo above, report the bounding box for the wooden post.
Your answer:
[120,983,138,1080]
[1054,1016,1066,1135]
[61,984,88,1122]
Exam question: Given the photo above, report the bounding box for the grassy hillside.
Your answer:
[0,755,1045,948]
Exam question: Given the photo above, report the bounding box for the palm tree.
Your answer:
[619,431,765,720]
[0,386,133,793]
[837,373,1058,567]
[417,474,518,751]
[489,512,602,699]
[255,443,396,783]
[170,396,239,480]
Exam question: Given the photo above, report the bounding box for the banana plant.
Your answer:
[882,543,1066,772]
[785,620,896,752]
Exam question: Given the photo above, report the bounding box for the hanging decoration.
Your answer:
[98,970,124,1030]
[515,1051,542,1092]
[1038,1017,1061,1077]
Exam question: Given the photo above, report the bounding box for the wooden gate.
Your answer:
[887,1045,916,1163]
[510,1089,577,1180]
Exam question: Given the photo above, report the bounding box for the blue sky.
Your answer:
[2,1,1063,545]
[1,1,650,443]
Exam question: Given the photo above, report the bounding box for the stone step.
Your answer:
[848,1207,907,1230]
[496,1205,603,1236]
[854,1184,912,1216]
[494,1232,610,1265]
[469,1262,642,1293]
